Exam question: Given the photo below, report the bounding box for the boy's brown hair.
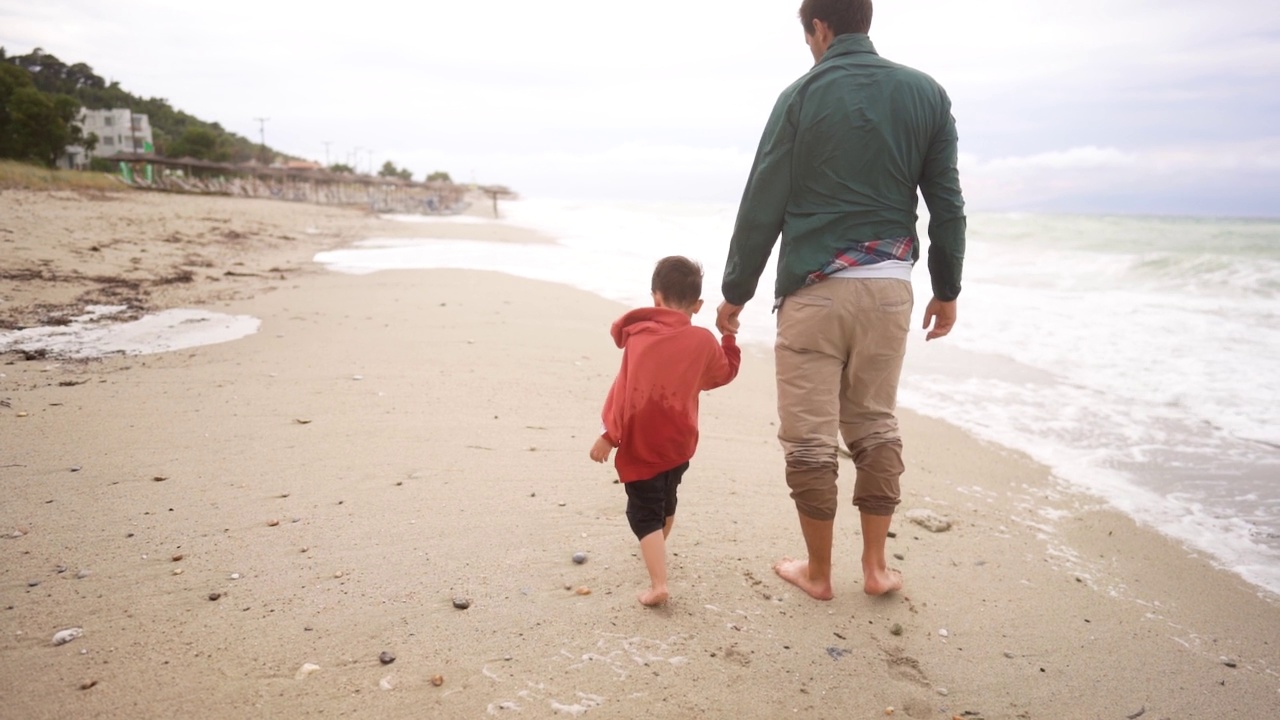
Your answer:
[799,0,873,37]
[651,256,703,309]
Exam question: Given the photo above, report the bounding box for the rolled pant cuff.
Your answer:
[852,500,898,517]
[786,464,838,522]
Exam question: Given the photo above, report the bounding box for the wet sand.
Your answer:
[1,189,1277,718]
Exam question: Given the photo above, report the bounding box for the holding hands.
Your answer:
[715,301,742,335]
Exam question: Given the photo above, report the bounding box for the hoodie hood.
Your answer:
[611,307,692,348]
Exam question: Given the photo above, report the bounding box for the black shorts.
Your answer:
[624,462,689,540]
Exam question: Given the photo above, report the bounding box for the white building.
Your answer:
[60,108,154,169]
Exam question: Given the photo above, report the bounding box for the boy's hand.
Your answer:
[589,436,613,463]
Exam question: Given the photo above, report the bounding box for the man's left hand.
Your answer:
[922,298,957,341]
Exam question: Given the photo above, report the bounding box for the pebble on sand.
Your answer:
[572,552,587,564]
[75,569,91,579]
[452,597,471,610]
[904,508,952,533]
[431,674,445,687]
[267,519,280,527]
[889,623,904,636]
[575,586,592,596]
[52,628,83,646]
[171,554,184,562]
[295,663,321,680]
[172,568,183,576]
[208,592,222,601]
[79,679,98,690]
[379,651,395,665]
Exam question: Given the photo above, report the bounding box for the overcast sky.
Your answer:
[3,0,1278,216]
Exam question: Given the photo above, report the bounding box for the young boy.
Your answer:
[589,256,741,606]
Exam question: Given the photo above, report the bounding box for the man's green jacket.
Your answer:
[722,34,966,306]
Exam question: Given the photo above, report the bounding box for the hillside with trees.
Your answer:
[1,47,455,186]
[1,47,277,165]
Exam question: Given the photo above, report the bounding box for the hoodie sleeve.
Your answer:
[600,370,624,447]
[701,333,741,391]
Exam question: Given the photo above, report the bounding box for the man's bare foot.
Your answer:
[862,565,904,596]
[773,557,834,600]
[638,587,669,606]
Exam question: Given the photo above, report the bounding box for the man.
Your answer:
[717,0,965,600]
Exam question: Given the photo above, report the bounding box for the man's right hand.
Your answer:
[922,298,957,341]
[716,301,743,335]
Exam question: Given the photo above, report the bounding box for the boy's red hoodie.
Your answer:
[601,307,741,482]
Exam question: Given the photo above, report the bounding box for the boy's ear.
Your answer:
[652,291,665,308]
[692,299,704,314]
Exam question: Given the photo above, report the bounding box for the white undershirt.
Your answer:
[828,259,914,282]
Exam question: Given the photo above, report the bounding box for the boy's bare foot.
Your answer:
[862,565,904,596]
[638,587,669,606]
[773,557,834,600]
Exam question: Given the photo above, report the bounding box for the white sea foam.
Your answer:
[315,198,1280,597]
[379,213,491,224]
[0,305,261,358]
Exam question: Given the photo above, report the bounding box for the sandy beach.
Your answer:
[1,189,1277,719]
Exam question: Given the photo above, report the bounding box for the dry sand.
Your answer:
[1,190,1277,719]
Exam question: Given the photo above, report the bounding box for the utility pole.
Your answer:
[322,141,332,167]
[253,117,270,164]
[365,149,374,176]
[352,146,364,173]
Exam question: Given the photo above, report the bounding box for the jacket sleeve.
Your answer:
[919,86,966,302]
[721,85,799,306]
[600,363,625,447]
[701,334,742,391]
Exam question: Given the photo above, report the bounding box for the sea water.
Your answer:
[315,199,1280,597]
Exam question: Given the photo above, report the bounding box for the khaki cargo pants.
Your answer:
[775,278,913,521]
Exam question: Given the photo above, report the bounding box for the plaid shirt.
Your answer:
[774,236,916,309]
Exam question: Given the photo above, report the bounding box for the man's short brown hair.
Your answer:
[651,256,703,308]
[799,0,873,37]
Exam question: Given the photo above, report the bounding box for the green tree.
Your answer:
[168,126,219,160]
[4,86,77,165]
[328,163,355,174]
[426,170,452,183]
[378,160,413,181]
[0,63,35,158]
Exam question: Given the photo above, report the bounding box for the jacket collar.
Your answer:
[821,33,878,63]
